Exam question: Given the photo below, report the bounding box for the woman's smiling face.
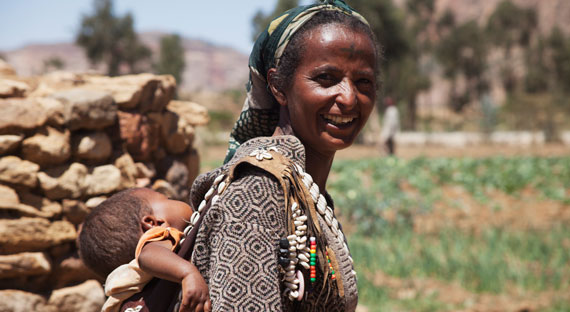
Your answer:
[277,23,377,156]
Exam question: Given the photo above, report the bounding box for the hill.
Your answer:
[1,32,249,93]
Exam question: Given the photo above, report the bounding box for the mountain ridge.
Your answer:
[1,31,250,93]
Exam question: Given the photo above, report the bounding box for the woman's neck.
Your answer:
[272,125,334,190]
[272,106,334,190]
[304,144,334,191]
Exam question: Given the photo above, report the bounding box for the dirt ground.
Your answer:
[200,143,570,167]
[355,270,570,312]
[338,143,570,160]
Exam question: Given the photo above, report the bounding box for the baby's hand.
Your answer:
[179,271,211,312]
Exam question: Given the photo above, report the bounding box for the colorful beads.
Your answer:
[326,251,336,280]
[309,237,316,282]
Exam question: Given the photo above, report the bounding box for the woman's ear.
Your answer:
[267,68,287,107]
[141,215,161,231]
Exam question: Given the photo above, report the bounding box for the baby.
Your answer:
[78,188,210,312]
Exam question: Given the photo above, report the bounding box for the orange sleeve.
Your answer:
[134,227,184,259]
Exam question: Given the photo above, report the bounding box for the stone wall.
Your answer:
[0,64,209,312]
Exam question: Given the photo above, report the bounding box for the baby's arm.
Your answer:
[138,240,211,312]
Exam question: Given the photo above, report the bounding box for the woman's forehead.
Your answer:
[302,25,376,65]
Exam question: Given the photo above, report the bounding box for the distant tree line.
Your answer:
[253,0,570,135]
[75,0,185,84]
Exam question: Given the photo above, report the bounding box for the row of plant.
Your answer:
[329,156,570,235]
[329,156,570,311]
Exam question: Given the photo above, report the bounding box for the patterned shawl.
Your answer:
[224,0,369,164]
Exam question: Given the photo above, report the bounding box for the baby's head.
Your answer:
[78,188,192,278]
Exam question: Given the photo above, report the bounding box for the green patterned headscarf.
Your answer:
[223,0,369,164]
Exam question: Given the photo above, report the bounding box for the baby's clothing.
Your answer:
[101,227,184,312]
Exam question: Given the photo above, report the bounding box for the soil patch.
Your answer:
[414,186,570,234]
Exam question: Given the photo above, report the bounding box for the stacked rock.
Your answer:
[0,63,209,312]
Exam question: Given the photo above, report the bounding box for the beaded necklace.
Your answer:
[180,146,356,302]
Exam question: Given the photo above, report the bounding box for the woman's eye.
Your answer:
[357,78,372,85]
[315,74,337,86]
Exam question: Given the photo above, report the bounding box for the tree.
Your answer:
[251,0,300,40]
[547,28,570,92]
[43,56,65,72]
[486,1,536,53]
[351,0,429,130]
[436,21,488,111]
[486,0,537,91]
[76,0,151,76]
[154,34,186,84]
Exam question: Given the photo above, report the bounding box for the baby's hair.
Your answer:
[78,188,152,278]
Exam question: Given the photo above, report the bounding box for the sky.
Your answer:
[0,0,310,54]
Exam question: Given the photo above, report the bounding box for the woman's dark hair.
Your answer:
[78,188,152,278]
[271,9,381,93]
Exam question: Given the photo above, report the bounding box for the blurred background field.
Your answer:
[333,155,570,311]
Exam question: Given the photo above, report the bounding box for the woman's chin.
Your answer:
[320,122,361,150]
[320,133,356,152]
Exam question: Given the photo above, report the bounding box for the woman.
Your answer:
[187,1,379,310]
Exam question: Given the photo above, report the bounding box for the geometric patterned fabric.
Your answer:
[191,135,358,311]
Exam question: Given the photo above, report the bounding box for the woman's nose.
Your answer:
[335,79,357,109]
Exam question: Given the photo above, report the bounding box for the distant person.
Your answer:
[380,97,400,155]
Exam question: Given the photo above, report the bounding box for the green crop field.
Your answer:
[328,157,570,311]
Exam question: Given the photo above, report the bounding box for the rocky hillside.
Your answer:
[1,32,249,94]
[433,0,570,34]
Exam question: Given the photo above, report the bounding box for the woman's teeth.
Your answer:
[322,114,355,125]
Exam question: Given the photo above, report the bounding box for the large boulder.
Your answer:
[37,163,88,200]
[0,290,54,312]
[19,191,62,218]
[85,196,107,210]
[0,78,29,98]
[157,157,189,201]
[117,110,159,161]
[72,131,112,162]
[84,164,121,196]
[28,72,85,98]
[38,97,66,127]
[0,218,76,254]
[0,98,50,134]
[150,110,194,155]
[51,88,117,131]
[114,153,138,190]
[0,252,51,279]
[47,280,105,312]
[61,199,89,225]
[149,75,176,112]
[82,74,150,110]
[0,156,39,188]
[83,74,174,112]
[0,134,24,155]
[21,127,71,167]
[167,100,209,126]
[0,185,54,218]
[49,254,101,288]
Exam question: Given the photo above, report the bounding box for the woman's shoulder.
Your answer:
[190,135,305,209]
[232,135,306,164]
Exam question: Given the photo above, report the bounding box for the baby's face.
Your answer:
[136,189,192,231]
